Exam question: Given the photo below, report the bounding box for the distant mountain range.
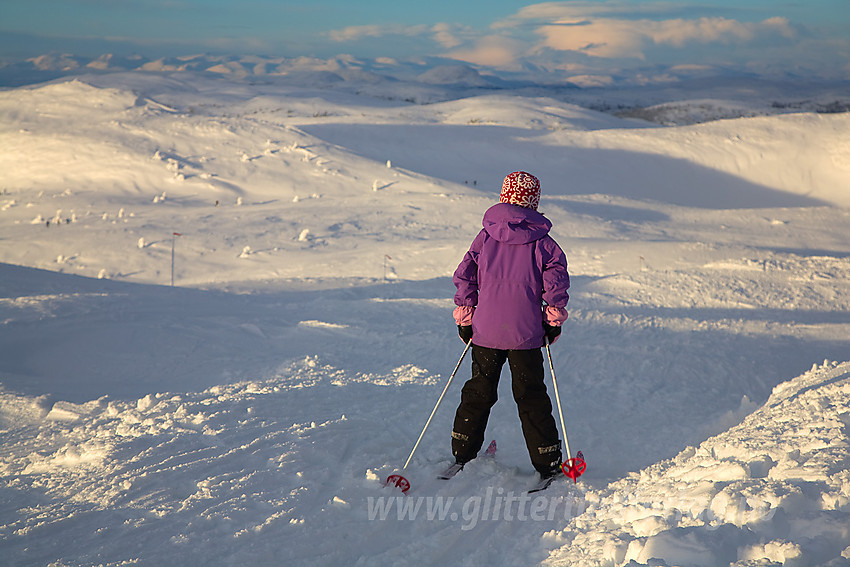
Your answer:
[2,51,848,124]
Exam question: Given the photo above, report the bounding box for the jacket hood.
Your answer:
[482,203,552,245]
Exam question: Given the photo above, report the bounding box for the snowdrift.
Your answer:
[549,360,850,567]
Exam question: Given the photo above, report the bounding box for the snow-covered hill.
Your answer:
[4,51,850,121]
[1,72,849,566]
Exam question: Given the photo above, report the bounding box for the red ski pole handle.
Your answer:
[562,451,587,483]
[385,474,411,493]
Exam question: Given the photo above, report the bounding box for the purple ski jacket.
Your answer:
[453,203,570,350]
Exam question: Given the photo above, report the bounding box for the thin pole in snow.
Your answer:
[383,254,392,283]
[171,232,182,286]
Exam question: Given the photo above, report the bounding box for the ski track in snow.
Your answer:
[1,72,850,566]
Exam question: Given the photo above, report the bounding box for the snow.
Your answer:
[1,68,850,566]
[552,360,850,566]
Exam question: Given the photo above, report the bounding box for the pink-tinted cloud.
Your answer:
[536,16,796,59]
[445,35,526,68]
[431,23,463,49]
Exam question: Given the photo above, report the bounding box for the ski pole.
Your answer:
[403,338,472,469]
[386,339,472,492]
[545,339,586,482]
[545,340,571,461]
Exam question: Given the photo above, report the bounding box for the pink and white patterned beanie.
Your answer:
[500,171,541,210]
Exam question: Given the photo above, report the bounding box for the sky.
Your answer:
[1,0,849,81]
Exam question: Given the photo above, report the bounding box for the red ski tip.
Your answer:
[385,474,411,493]
[562,451,587,483]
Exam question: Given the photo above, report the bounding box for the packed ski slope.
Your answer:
[1,72,850,566]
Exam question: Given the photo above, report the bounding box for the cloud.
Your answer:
[319,1,841,81]
[327,22,472,51]
[651,16,795,47]
[450,2,802,66]
[534,15,796,59]
[535,19,644,58]
[431,23,463,49]
[445,35,526,68]
[495,1,709,27]
[328,24,428,43]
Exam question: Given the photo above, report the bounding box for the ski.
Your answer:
[437,462,464,480]
[438,440,496,480]
[528,474,558,493]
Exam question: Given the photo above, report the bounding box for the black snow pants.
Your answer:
[451,345,562,475]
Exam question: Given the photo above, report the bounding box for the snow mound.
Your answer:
[0,390,53,428]
[417,65,492,87]
[546,360,850,567]
[0,79,138,111]
[543,111,850,208]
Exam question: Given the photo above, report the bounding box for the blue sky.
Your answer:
[1,1,849,80]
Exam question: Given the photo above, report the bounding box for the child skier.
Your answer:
[451,171,570,481]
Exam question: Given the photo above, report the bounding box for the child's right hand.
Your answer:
[458,325,473,343]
